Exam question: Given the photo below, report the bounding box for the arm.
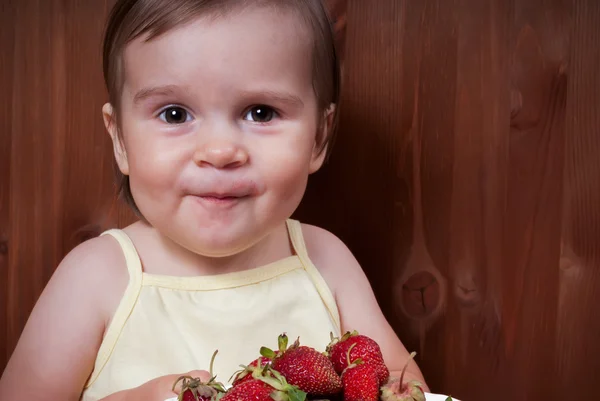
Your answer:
[302,224,430,391]
[0,235,129,400]
[98,370,211,401]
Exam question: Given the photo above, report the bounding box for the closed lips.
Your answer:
[185,178,260,199]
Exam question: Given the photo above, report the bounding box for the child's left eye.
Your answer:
[244,105,278,123]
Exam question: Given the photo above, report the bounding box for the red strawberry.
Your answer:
[230,356,272,387]
[380,352,425,401]
[326,330,389,385]
[173,350,226,401]
[221,379,277,401]
[221,370,306,401]
[261,334,343,396]
[341,360,380,401]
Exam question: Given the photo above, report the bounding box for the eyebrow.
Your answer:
[239,90,305,108]
[133,85,180,104]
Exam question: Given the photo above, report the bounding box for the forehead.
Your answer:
[121,5,314,101]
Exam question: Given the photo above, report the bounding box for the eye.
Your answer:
[244,105,277,123]
[159,106,191,124]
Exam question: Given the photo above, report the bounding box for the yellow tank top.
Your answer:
[81,219,341,401]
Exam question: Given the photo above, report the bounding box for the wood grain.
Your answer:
[0,0,16,369]
[61,0,130,253]
[6,0,67,360]
[558,0,600,399]
[443,0,511,398]
[504,1,570,399]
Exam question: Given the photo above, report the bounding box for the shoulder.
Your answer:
[299,222,367,292]
[60,232,124,270]
[300,223,353,264]
[56,232,127,285]
[50,231,130,325]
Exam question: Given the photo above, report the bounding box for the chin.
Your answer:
[187,237,255,258]
[175,223,257,255]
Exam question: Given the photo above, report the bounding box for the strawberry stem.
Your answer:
[209,349,218,378]
[260,361,270,375]
[399,351,417,387]
[173,376,202,401]
[346,343,357,366]
[172,375,194,392]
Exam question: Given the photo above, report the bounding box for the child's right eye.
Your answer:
[158,106,192,124]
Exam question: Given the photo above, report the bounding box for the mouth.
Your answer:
[185,178,259,208]
[199,194,246,202]
[191,193,250,208]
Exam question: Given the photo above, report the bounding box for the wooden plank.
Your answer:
[0,0,16,369]
[558,0,600,399]
[394,4,460,392]
[444,0,512,399]
[503,0,572,399]
[60,0,131,253]
[7,0,66,360]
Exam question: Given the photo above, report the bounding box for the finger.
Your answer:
[186,370,211,383]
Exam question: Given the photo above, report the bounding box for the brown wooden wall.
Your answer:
[1,1,599,400]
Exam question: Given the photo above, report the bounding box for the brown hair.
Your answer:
[102,0,341,216]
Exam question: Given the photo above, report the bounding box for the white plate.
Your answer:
[425,392,459,401]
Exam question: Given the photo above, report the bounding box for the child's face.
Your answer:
[104,5,329,257]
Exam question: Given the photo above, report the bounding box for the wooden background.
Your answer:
[1,0,599,400]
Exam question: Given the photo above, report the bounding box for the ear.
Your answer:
[309,103,336,174]
[102,103,129,175]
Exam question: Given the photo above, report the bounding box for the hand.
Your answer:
[100,370,211,401]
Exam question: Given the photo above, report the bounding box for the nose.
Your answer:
[193,138,249,169]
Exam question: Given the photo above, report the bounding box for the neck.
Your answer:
[132,221,293,277]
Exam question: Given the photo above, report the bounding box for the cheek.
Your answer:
[122,125,186,196]
[257,135,313,198]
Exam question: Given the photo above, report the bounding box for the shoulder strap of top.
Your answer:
[101,229,144,280]
[286,219,341,334]
[84,229,144,389]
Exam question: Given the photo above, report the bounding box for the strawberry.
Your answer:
[261,334,343,396]
[230,356,272,387]
[173,350,226,401]
[380,352,425,401]
[221,380,273,401]
[221,370,306,401]
[326,330,389,385]
[340,358,380,401]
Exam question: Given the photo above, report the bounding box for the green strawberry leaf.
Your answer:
[278,334,289,352]
[287,387,307,401]
[260,346,277,359]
